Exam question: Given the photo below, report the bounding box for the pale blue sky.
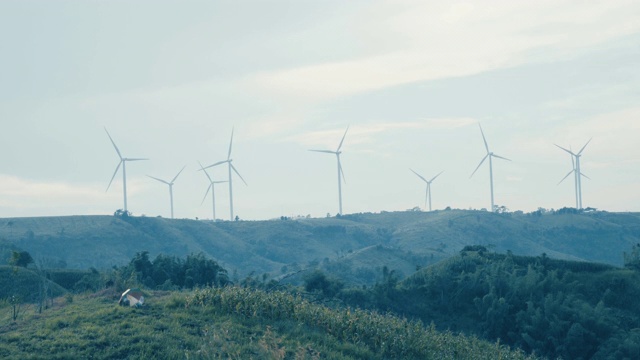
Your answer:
[0,1,639,220]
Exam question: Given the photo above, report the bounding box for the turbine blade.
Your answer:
[106,161,122,191]
[171,166,186,183]
[231,164,247,185]
[492,154,511,161]
[337,126,349,152]
[148,175,170,185]
[557,169,575,185]
[571,153,575,169]
[470,154,489,178]
[201,184,212,205]
[555,144,576,156]
[198,161,214,183]
[410,168,428,183]
[202,160,229,169]
[577,138,592,155]
[124,158,148,161]
[581,172,591,180]
[104,128,123,160]
[227,127,234,160]
[429,171,444,183]
[309,149,336,154]
[338,158,346,184]
[479,124,490,153]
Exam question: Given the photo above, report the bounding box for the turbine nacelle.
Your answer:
[104,127,148,212]
[471,123,510,212]
[203,128,246,220]
[555,138,591,209]
[309,126,349,214]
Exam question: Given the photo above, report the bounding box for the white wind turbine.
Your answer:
[105,128,148,213]
[148,166,185,219]
[555,139,591,209]
[202,128,247,221]
[309,126,349,215]
[198,161,227,221]
[410,169,443,212]
[470,123,511,212]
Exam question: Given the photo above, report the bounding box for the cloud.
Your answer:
[288,118,476,148]
[243,0,640,102]
[0,175,151,216]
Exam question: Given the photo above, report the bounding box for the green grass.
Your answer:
[0,287,538,360]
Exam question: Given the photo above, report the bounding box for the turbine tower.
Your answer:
[555,139,591,209]
[148,166,185,219]
[198,161,227,221]
[105,128,148,213]
[410,169,443,212]
[309,126,349,215]
[202,128,247,221]
[470,123,511,212]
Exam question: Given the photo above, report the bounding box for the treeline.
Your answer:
[1,251,230,298]
[113,251,229,290]
[305,246,640,360]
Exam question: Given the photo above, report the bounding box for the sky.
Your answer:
[0,0,639,221]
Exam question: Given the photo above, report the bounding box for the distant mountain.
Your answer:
[0,209,638,284]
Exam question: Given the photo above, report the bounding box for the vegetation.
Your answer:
[9,251,33,268]
[317,247,640,359]
[0,286,536,360]
[112,251,230,290]
[185,286,535,360]
[2,210,640,358]
[0,210,639,284]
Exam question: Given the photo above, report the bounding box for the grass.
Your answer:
[0,287,539,359]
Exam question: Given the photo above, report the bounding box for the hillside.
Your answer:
[391,250,640,359]
[0,210,639,284]
[0,287,536,360]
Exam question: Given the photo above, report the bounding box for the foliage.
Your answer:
[185,286,536,360]
[623,243,640,270]
[334,251,640,359]
[9,251,33,268]
[114,251,229,291]
[304,270,344,298]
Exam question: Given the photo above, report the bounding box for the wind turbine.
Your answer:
[147,166,185,219]
[555,139,591,209]
[105,128,148,213]
[309,126,349,215]
[410,169,443,212]
[198,161,227,221]
[202,128,247,221]
[470,123,511,212]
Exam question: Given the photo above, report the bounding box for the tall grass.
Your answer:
[186,286,537,360]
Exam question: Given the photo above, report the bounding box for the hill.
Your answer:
[371,249,640,360]
[0,209,639,284]
[0,287,536,360]
[0,266,67,302]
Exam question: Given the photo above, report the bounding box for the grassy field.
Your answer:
[0,287,537,360]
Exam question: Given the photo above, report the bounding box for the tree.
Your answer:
[10,251,33,268]
[304,270,343,298]
[6,221,14,237]
[624,243,640,271]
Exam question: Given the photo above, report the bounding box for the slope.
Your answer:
[0,210,638,283]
